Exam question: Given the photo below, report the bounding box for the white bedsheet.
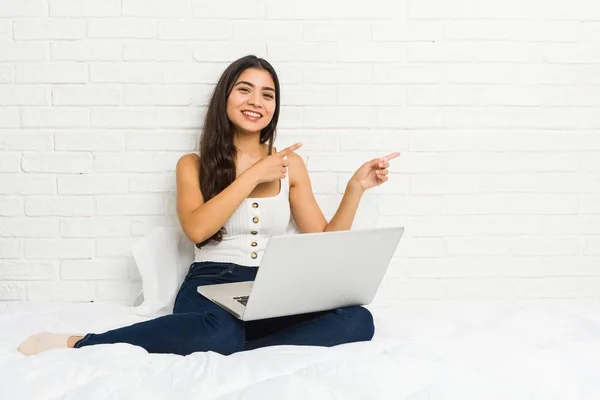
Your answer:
[1,298,600,399]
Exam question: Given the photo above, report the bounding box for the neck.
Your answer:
[234,131,268,158]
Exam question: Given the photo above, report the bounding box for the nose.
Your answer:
[247,92,262,108]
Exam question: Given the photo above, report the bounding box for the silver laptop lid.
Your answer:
[242,226,404,321]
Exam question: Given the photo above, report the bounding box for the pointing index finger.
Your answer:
[381,152,401,162]
[278,142,303,157]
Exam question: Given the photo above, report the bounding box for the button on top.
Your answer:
[252,202,259,208]
[252,216,259,223]
[251,252,258,259]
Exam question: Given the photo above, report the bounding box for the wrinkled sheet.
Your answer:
[1,298,600,399]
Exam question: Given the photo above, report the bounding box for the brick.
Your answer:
[0,240,21,258]
[23,106,90,128]
[90,62,162,83]
[0,283,26,300]
[302,22,371,42]
[0,63,13,83]
[0,42,48,61]
[54,130,124,151]
[0,85,47,105]
[281,85,336,106]
[130,216,179,236]
[0,107,19,128]
[0,218,58,238]
[49,0,121,17]
[159,20,231,40]
[0,0,46,17]
[443,20,578,42]
[26,282,97,301]
[443,278,513,299]
[581,196,600,214]
[61,259,132,280]
[0,130,53,151]
[194,0,264,18]
[583,239,600,256]
[377,107,444,128]
[0,198,24,216]
[96,238,136,257]
[303,64,371,84]
[304,107,376,128]
[14,19,84,40]
[0,152,20,172]
[373,21,442,42]
[51,41,121,61]
[16,63,87,83]
[513,278,600,299]
[0,175,55,195]
[0,261,56,280]
[25,197,93,217]
[267,43,335,62]
[123,41,193,62]
[373,64,439,84]
[338,85,405,106]
[60,217,130,238]
[123,0,191,17]
[91,107,203,128]
[22,153,92,173]
[122,84,210,106]
[338,42,407,62]
[124,130,196,151]
[194,43,267,62]
[86,19,157,39]
[96,195,166,216]
[234,22,299,42]
[407,85,540,106]
[267,0,405,19]
[129,174,176,193]
[24,239,95,259]
[446,238,512,256]
[52,85,121,106]
[408,42,478,63]
[408,0,478,19]
[94,152,180,172]
[58,174,128,195]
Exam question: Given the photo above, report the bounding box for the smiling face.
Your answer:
[226,68,277,136]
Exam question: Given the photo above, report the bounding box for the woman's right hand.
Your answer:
[248,142,303,184]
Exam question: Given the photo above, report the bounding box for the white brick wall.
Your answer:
[0,0,599,305]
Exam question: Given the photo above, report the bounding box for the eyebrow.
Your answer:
[234,81,275,92]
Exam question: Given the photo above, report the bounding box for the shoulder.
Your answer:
[176,153,200,172]
[286,151,308,188]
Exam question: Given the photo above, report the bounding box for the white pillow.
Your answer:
[130,226,194,317]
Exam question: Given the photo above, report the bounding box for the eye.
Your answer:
[264,93,274,99]
[238,87,250,93]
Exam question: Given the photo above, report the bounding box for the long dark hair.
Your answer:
[196,55,281,248]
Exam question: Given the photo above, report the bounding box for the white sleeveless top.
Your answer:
[194,163,292,267]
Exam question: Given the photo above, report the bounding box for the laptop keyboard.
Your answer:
[233,296,249,306]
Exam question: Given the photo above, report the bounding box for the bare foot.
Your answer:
[17,332,83,356]
[67,335,84,348]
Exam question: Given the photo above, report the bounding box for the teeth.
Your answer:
[243,111,261,118]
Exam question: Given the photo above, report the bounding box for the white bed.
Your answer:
[2,298,600,399]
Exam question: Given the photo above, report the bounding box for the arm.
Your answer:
[176,154,258,244]
[288,153,363,233]
[289,151,399,234]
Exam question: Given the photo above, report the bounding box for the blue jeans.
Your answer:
[74,261,375,356]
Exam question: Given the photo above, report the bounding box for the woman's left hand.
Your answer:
[350,152,401,191]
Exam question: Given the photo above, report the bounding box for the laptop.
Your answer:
[197,226,404,321]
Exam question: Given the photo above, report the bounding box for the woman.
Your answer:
[18,55,400,357]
